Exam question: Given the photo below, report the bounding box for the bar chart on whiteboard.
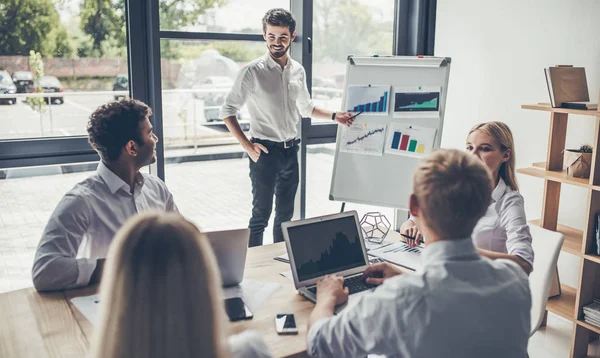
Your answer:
[384,123,437,158]
[345,85,390,114]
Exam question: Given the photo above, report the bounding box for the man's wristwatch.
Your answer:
[331,112,337,121]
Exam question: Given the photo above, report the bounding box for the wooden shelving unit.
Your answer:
[518,104,600,358]
[547,284,577,320]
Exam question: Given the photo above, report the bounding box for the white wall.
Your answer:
[435,0,600,287]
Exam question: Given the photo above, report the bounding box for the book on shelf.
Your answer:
[544,66,594,108]
[561,102,598,110]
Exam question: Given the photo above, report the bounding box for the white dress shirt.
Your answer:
[307,238,531,358]
[32,162,177,291]
[228,330,273,358]
[473,178,534,266]
[219,52,315,142]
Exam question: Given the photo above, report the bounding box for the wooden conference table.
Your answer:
[0,232,406,358]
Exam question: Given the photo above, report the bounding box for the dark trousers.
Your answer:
[248,139,299,247]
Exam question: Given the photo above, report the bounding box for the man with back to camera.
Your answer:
[306,149,531,358]
[220,8,355,247]
[32,99,177,292]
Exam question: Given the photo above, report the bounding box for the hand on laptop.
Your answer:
[363,262,403,286]
[316,275,349,306]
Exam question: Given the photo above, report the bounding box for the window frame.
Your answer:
[0,0,437,219]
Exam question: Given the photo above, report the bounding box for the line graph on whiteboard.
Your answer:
[340,123,386,156]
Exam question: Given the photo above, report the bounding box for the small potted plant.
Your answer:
[564,144,593,178]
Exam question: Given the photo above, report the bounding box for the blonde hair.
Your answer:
[468,121,519,191]
[89,212,228,358]
[413,149,493,239]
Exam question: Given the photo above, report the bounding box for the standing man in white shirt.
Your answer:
[32,99,177,292]
[220,8,354,247]
[306,150,531,358]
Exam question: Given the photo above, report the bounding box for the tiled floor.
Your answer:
[0,152,596,357]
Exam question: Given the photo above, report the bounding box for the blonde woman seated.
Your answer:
[89,212,272,358]
[401,121,534,274]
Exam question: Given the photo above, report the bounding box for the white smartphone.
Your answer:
[275,313,298,335]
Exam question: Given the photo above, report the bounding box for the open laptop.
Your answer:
[205,228,249,287]
[282,211,376,308]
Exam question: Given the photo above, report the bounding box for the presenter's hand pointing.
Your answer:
[335,112,355,127]
[245,142,269,162]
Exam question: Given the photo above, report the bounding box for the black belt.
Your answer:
[252,138,300,149]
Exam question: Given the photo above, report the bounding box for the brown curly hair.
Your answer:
[87,99,152,162]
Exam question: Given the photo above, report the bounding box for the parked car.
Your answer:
[192,76,234,100]
[113,74,128,100]
[0,70,17,105]
[35,76,64,104]
[12,71,33,93]
[202,92,246,124]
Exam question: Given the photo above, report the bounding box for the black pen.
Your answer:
[400,233,425,245]
[349,111,364,120]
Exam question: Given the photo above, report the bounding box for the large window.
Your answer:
[159,0,289,32]
[0,0,129,140]
[310,0,395,123]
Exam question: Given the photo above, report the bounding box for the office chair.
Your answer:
[528,224,565,337]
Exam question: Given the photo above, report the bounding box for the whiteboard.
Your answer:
[329,56,451,209]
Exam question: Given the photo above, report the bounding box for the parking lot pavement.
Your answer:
[0,93,232,141]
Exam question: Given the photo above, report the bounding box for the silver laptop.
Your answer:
[205,228,250,287]
[282,211,375,309]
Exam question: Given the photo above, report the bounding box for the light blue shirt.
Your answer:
[307,238,531,358]
[32,162,177,291]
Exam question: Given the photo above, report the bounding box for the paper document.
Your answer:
[345,85,390,114]
[364,239,393,252]
[385,123,437,158]
[222,279,281,313]
[368,241,423,271]
[70,294,101,325]
[340,123,386,156]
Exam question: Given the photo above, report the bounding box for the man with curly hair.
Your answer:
[32,99,177,292]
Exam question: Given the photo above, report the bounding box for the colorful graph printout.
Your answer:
[394,91,440,112]
[345,85,390,115]
[340,123,386,156]
[385,123,436,158]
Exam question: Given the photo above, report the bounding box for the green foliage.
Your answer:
[26,51,47,113]
[0,0,67,57]
[159,0,226,31]
[313,0,393,63]
[53,27,73,58]
[79,0,123,57]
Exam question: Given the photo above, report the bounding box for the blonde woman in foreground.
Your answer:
[89,212,272,358]
[401,121,534,274]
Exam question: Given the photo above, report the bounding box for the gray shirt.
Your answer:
[32,162,177,291]
[307,238,531,358]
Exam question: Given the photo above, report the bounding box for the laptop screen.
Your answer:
[287,215,366,282]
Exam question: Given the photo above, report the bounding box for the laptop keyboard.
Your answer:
[307,275,376,295]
